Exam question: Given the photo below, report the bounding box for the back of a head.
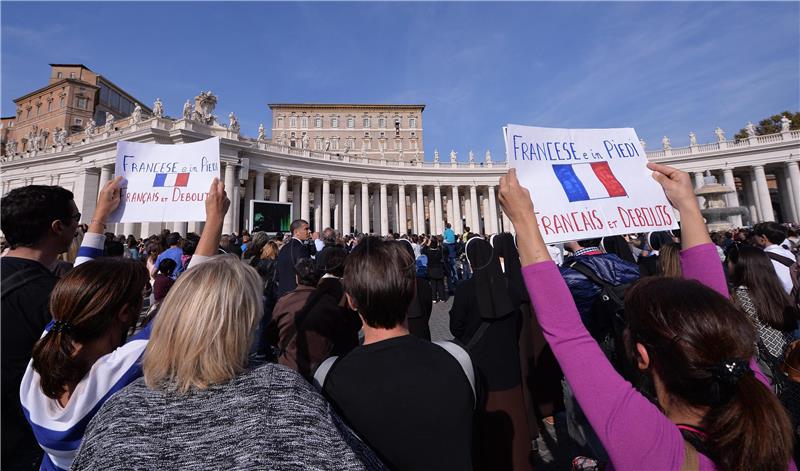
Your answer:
[32,259,148,399]
[143,255,263,393]
[600,235,636,264]
[322,227,336,245]
[294,258,319,287]
[729,245,798,331]
[625,277,793,470]
[261,240,279,260]
[1,185,74,249]
[167,232,181,247]
[343,236,415,329]
[647,231,673,252]
[321,247,347,278]
[104,240,125,258]
[577,237,602,249]
[753,222,788,246]
[158,258,178,276]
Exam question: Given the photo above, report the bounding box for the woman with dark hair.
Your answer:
[728,244,800,429]
[398,240,433,340]
[450,236,532,470]
[498,163,795,470]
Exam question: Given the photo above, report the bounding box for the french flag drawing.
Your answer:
[553,162,627,202]
[153,173,190,188]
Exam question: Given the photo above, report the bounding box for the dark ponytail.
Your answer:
[705,373,794,470]
[31,258,148,399]
[626,277,794,471]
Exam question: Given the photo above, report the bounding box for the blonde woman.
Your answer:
[72,238,382,469]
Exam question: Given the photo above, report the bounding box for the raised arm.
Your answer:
[647,162,727,296]
[498,169,688,470]
[187,178,230,269]
[75,176,123,266]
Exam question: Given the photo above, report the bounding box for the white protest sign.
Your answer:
[504,125,678,244]
[109,137,220,223]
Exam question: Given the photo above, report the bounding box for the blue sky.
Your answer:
[2,2,798,161]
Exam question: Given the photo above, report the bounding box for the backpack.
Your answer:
[765,252,800,307]
[415,254,429,279]
[569,261,635,379]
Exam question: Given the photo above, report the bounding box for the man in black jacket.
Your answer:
[276,219,311,298]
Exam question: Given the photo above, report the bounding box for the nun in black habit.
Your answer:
[450,236,533,471]
[398,239,433,340]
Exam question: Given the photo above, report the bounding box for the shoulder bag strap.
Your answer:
[313,355,339,390]
[433,340,476,407]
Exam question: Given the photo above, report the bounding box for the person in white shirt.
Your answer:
[753,222,796,294]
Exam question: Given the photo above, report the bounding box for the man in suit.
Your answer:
[276,219,311,298]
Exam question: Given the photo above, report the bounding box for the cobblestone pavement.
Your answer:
[427,297,574,470]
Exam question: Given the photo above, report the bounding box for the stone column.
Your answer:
[721,169,743,227]
[301,177,310,222]
[451,186,462,233]
[488,185,499,234]
[753,165,774,222]
[502,211,513,235]
[380,183,389,236]
[313,180,322,231]
[322,179,331,229]
[223,162,237,234]
[411,188,419,234]
[433,185,443,235]
[372,186,381,234]
[427,188,435,234]
[278,175,288,203]
[292,178,301,219]
[342,181,351,234]
[122,222,137,236]
[415,185,425,234]
[333,182,341,231]
[463,190,472,229]
[254,171,265,201]
[173,221,188,236]
[445,194,453,229]
[361,183,370,234]
[243,173,254,231]
[787,161,800,222]
[693,171,705,207]
[469,185,480,234]
[388,187,397,233]
[744,170,761,223]
[398,184,407,235]
[271,175,280,202]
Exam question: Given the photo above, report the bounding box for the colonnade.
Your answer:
[692,161,800,226]
[233,166,507,237]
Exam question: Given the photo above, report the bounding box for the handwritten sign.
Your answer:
[109,137,220,223]
[504,125,677,244]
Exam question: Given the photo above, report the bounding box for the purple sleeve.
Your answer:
[522,261,691,470]
[679,244,728,297]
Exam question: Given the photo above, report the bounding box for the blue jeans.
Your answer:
[445,243,458,290]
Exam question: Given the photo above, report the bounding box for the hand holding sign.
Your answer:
[647,162,695,212]
[498,168,535,225]
[504,125,678,243]
[195,178,230,258]
[89,176,124,234]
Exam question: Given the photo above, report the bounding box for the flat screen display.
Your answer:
[250,201,292,234]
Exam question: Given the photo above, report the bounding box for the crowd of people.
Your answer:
[2,162,799,470]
